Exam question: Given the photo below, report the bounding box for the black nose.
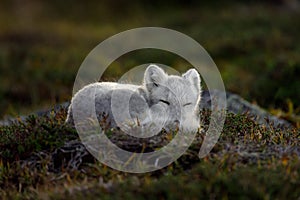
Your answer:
[174,120,180,124]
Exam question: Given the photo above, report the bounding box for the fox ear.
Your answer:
[144,64,167,91]
[183,69,201,92]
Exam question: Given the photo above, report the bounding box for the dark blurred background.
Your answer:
[0,0,299,123]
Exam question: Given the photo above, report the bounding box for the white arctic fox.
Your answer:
[66,64,201,133]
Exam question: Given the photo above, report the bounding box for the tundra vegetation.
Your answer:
[0,0,299,199]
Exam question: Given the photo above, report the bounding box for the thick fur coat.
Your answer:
[66,65,201,133]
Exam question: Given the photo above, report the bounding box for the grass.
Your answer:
[0,109,77,164]
[48,162,300,200]
[0,108,299,199]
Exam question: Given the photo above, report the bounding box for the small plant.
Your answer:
[0,109,78,164]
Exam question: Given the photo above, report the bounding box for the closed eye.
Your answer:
[159,99,170,105]
[183,103,192,107]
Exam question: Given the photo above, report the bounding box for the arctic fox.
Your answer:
[66,64,201,133]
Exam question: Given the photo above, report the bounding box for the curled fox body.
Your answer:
[66,65,201,133]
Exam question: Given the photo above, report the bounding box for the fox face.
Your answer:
[144,65,201,132]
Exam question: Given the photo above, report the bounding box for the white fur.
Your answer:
[66,64,201,132]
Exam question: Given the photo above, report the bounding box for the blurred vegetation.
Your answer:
[0,0,299,121]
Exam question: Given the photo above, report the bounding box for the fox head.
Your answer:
[143,64,201,132]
